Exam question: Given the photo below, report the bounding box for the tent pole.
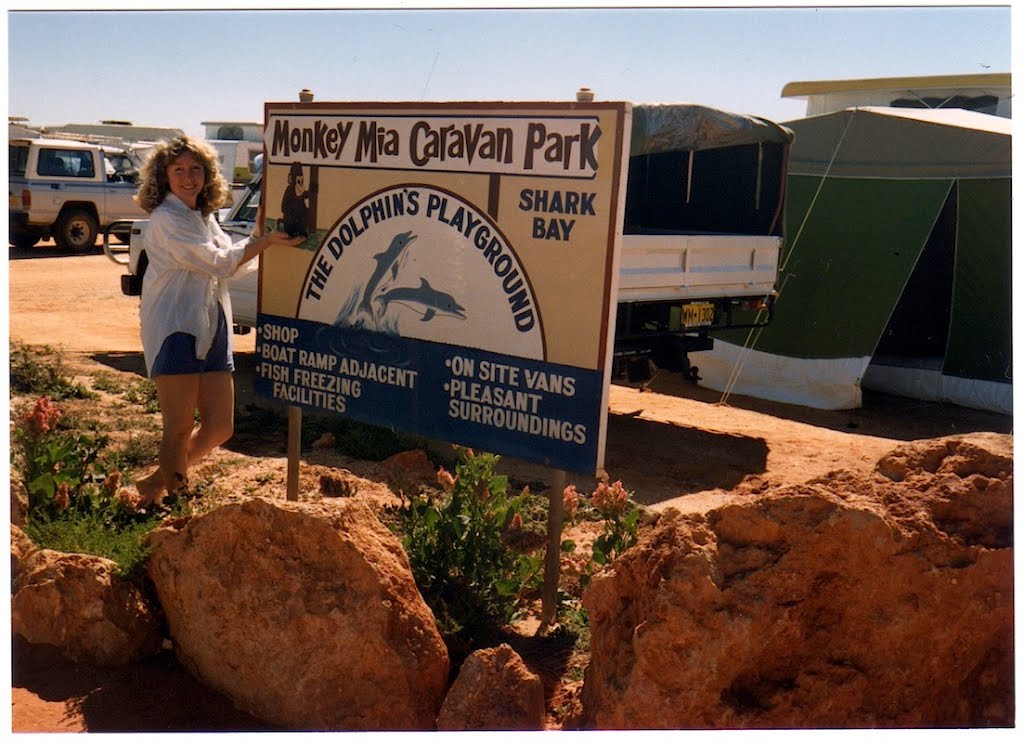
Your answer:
[685,151,693,204]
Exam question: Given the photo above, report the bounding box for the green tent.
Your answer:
[693,106,1011,412]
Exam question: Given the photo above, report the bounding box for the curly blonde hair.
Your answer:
[135,136,232,217]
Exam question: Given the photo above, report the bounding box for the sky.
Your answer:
[4,1,1014,139]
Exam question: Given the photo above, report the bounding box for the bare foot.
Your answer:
[136,470,166,507]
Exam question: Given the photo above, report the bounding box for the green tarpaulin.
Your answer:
[696,106,1011,412]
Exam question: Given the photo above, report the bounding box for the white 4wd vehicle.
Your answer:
[9,136,147,250]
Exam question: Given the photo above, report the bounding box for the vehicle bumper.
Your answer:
[9,210,46,232]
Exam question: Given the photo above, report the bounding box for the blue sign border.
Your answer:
[255,313,603,473]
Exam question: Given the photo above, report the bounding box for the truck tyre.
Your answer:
[55,209,98,251]
[10,230,42,250]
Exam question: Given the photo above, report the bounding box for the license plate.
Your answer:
[682,302,716,328]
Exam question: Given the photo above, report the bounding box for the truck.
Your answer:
[9,135,148,250]
[105,101,792,382]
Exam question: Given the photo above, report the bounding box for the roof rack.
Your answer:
[41,130,136,147]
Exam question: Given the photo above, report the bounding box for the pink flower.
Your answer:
[436,467,456,492]
[115,488,141,512]
[54,483,70,511]
[509,512,523,530]
[23,396,61,437]
[101,471,122,498]
[592,479,630,516]
[563,484,580,519]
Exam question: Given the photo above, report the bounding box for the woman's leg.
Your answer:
[137,373,199,503]
[137,370,235,505]
[187,371,235,465]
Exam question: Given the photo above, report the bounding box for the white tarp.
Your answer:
[691,340,870,411]
[862,364,1013,415]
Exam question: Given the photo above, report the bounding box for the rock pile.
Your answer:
[580,433,1013,728]
[11,533,163,667]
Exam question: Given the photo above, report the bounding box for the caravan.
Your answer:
[202,121,264,187]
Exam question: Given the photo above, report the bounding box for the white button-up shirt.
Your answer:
[139,193,253,376]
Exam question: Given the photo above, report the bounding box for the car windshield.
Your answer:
[227,180,261,225]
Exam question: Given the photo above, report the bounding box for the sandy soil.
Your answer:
[7,243,1013,732]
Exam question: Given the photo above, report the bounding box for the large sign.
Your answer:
[254,101,631,473]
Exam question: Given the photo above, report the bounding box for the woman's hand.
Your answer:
[241,230,305,265]
[264,230,306,247]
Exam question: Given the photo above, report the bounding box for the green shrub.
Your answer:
[560,478,642,593]
[12,395,176,577]
[13,396,108,518]
[26,510,170,579]
[9,342,93,400]
[587,478,642,566]
[393,449,543,647]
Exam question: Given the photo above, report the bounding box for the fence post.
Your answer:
[286,406,302,501]
[539,468,567,630]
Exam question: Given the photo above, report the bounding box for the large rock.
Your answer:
[11,549,163,666]
[581,434,1013,729]
[11,523,36,585]
[437,643,547,730]
[380,448,438,495]
[145,497,450,731]
[10,471,28,528]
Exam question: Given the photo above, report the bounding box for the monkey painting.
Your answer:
[281,162,316,237]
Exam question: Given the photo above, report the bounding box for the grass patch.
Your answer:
[123,378,160,413]
[90,372,127,395]
[26,509,180,579]
[9,341,94,400]
[558,599,591,683]
[101,431,161,474]
[304,414,419,461]
[234,403,288,439]
[236,403,418,462]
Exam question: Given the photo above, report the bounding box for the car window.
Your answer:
[38,148,95,178]
[104,152,139,183]
[9,145,29,177]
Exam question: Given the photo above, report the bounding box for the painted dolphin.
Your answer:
[377,278,467,322]
[359,231,416,314]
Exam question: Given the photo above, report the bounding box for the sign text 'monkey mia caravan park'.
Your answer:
[253,101,631,474]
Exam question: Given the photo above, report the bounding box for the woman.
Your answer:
[133,136,302,506]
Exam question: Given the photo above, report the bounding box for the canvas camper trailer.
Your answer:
[693,106,1011,414]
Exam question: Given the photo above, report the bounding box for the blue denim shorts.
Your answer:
[151,306,234,377]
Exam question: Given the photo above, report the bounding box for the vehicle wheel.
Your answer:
[9,230,42,250]
[55,209,98,251]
